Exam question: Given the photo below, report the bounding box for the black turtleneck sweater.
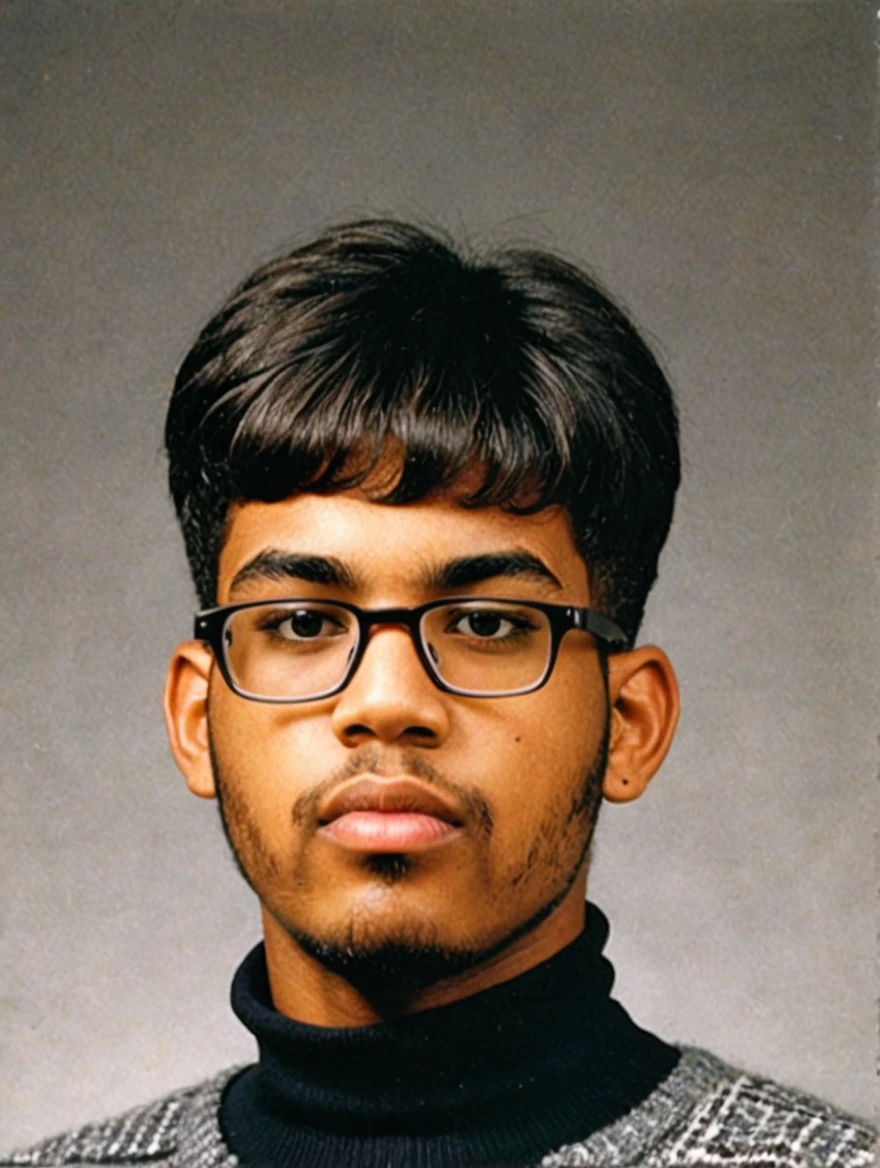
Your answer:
[220,904,679,1167]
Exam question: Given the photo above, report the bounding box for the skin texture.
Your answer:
[165,487,679,1026]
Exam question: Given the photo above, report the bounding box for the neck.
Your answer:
[222,902,681,1168]
[261,878,589,1026]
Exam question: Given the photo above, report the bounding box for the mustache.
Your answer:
[291,747,494,839]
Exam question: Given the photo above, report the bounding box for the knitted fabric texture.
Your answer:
[219,915,680,1165]
[3,1048,875,1168]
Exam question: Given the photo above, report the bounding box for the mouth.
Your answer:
[317,777,464,853]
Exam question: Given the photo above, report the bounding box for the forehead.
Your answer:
[217,490,590,603]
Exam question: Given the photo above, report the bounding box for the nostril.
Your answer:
[342,723,372,739]
[400,725,437,742]
[341,722,438,743]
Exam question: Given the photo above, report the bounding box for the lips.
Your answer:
[317,777,464,852]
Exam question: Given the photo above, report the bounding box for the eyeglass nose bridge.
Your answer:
[359,606,426,634]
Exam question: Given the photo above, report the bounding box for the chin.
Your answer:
[282,871,573,1002]
[287,912,482,999]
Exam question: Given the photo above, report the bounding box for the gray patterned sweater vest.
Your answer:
[2,1048,875,1167]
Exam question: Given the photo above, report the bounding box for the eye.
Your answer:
[448,609,533,641]
[266,608,348,641]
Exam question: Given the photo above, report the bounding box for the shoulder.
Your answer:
[0,1068,240,1168]
[668,1049,877,1167]
[543,1047,877,1168]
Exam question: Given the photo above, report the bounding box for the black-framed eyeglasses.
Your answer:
[194,597,629,703]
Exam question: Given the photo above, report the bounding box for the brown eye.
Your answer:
[264,608,348,641]
[457,611,507,638]
[447,608,535,642]
[283,610,325,639]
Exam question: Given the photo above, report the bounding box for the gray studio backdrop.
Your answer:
[1,0,876,1147]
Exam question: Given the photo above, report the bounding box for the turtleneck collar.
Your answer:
[221,904,679,1167]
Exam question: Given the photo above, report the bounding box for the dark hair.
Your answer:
[166,219,679,643]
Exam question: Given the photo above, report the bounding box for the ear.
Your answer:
[163,641,217,799]
[602,646,679,804]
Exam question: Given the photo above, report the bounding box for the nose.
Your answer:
[330,624,451,748]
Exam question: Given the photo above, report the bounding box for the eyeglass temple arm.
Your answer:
[573,608,630,649]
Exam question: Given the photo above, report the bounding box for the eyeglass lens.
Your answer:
[221,601,554,700]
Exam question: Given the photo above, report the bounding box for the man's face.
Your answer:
[204,488,611,993]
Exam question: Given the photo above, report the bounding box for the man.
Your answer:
[5,220,874,1167]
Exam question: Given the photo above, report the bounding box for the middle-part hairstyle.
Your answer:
[166,219,680,642]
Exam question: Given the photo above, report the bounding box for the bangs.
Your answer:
[202,334,581,516]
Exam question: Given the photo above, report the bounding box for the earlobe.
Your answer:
[163,641,217,799]
[602,646,679,805]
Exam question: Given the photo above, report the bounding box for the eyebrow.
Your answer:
[229,551,358,595]
[428,552,563,592]
[228,548,563,597]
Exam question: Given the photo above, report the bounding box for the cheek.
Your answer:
[492,737,605,908]
[207,689,319,832]
[490,663,607,808]
[501,675,604,776]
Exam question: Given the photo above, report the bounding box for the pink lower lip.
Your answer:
[320,811,459,851]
